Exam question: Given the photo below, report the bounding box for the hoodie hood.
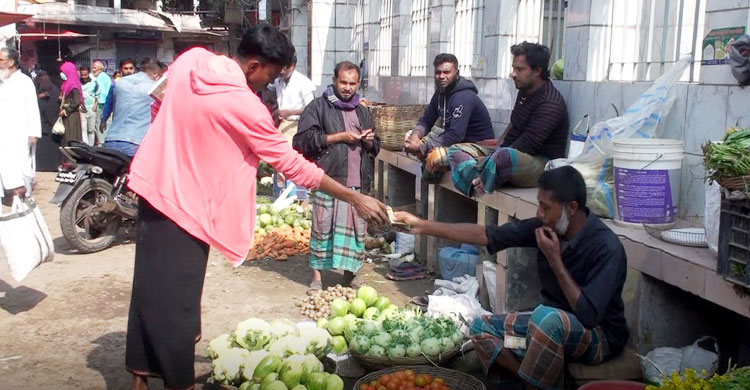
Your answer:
[190,50,250,95]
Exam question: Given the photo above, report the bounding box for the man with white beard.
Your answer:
[393,166,629,390]
[0,46,41,205]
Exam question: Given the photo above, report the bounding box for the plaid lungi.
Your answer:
[308,190,365,273]
[470,305,612,390]
[448,144,547,196]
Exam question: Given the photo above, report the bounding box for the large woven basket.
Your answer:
[354,365,486,390]
[371,104,427,151]
[351,345,461,370]
[717,175,750,192]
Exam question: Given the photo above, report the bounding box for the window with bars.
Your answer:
[408,0,429,76]
[352,0,365,62]
[451,0,484,75]
[542,0,566,63]
[377,0,393,76]
[607,0,704,82]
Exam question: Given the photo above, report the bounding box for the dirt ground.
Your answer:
[0,172,436,390]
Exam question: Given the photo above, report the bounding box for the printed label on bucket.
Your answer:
[614,168,677,224]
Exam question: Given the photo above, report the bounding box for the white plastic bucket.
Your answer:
[612,139,684,228]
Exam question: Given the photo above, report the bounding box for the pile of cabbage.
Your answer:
[207,318,343,390]
[317,291,465,361]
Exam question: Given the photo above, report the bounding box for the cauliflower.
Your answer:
[211,347,249,385]
[241,349,271,381]
[206,333,233,360]
[270,319,299,339]
[298,327,332,358]
[233,318,275,351]
[268,335,307,357]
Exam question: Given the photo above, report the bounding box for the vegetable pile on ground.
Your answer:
[703,127,750,182]
[646,366,750,390]
[360,369,451,390]
[207,318,344,390]
[311,286,464,360]
[297,285,356,321]
[248,201,313,261]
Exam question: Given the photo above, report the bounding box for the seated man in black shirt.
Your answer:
[393,166,629,390]
[448,42,569,196]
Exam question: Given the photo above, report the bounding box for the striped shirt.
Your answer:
[503,80,569,159]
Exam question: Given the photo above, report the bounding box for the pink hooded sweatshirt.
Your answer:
[128,48,324,265]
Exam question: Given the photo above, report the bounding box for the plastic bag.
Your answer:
[438,244,479,280]
[0,197,55,282]
[482,261,498,313]
[639,336,719,385]
[548,56,692,218]
[705,181,721,253]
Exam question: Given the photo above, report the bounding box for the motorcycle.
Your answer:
[51,141,138,253]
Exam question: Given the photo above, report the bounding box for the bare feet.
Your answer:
[132,374,147,390]
[472,177,484,195]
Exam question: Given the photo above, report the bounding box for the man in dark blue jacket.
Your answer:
[403,54,495,174]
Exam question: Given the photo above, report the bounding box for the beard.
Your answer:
[435,76,459,94]
[0,68,10,82]
[554,209,570,236]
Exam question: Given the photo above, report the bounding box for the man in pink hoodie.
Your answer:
[125,24,388,390]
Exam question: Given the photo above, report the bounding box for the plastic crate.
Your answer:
[717,199,750,287]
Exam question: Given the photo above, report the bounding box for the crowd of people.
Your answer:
[0,23,630,390]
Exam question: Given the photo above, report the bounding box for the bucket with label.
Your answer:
[612,139,684,228]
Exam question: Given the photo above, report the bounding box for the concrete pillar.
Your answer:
[563,0,613,81]
[114,0,121,9]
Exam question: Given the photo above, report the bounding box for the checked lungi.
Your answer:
[308,190,365,273]
[470,305,612,390]
[448,144,547,196]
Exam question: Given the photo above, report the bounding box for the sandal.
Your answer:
[306,280,322,296]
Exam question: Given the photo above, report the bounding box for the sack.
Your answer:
[638,336,719,385]
[0,197,55,282]
[52,116,65,135]
[704,181,721,253]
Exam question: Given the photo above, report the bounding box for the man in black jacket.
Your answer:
[294,61,380,293]
[403,54,495,175]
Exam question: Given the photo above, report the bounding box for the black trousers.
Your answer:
[125,199,209,390]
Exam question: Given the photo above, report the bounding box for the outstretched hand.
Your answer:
[353,194,388,225]
[393,211,425,234]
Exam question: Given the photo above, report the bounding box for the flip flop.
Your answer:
[386,270,426,281]
[306,280,322,296]
[410,296,429,307]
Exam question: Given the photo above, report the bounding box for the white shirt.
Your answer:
[272,70,315,121]
[0,69,42,194]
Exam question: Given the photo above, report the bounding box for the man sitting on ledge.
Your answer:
[393,166,629,390]
[403,53,495,180]
[448,42,568,196]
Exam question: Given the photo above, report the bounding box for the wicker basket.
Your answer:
[717,175,750,192]
[354,365,486,390]
[351,345,461,370]
[371,104,427,151]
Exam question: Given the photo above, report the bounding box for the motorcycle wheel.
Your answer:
[60,178,122,254]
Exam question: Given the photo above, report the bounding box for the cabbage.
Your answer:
[373,296,390,311]
[372,332,392,347]
[270,319,299,339]
[325,374,345,390]
[421,338,441,356]
[363,307,379,320]
[316,317,328,329]
[367,345,386,358]
[356,286,378,306]
[331,335,347,355]
[234,318,275,351]
[241,350,271,381]
[291,386,307,390]
[388,344,406,358]
[306,373,327,390]
[261,373,279,388]
[379,306,397,320]
[350,335,371,355]
[406,343,422,357]
[301,355,323,385]
[349,298,367,317]
[330,299,349,317]
[326,317,346,336]
[279,361,303,388]
[264,380,290,390]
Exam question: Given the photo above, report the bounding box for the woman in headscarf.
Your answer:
[59,61,83,146]
[35,70,62,170]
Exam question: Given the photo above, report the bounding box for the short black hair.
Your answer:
[79,65,91,72]
[538,166,587,209]
[139,57,166,74]
[1,47,20,68]
[237,22,294,66]
[334,61,360,78]
[510,41,551,80]
[120,58,135,68]
[433,53,458,69]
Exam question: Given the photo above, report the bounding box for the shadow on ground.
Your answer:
[0,279,47,314]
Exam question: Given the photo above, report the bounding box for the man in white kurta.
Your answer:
[0,46,41,203]
[272,54,315,144]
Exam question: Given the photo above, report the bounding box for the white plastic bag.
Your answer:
[705,182,721,253]
[482,261,498,313]
[0,197,55,282]
[639,336,719,385]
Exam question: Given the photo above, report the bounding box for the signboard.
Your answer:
[701,26,746,65]
[115,30,161,40]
